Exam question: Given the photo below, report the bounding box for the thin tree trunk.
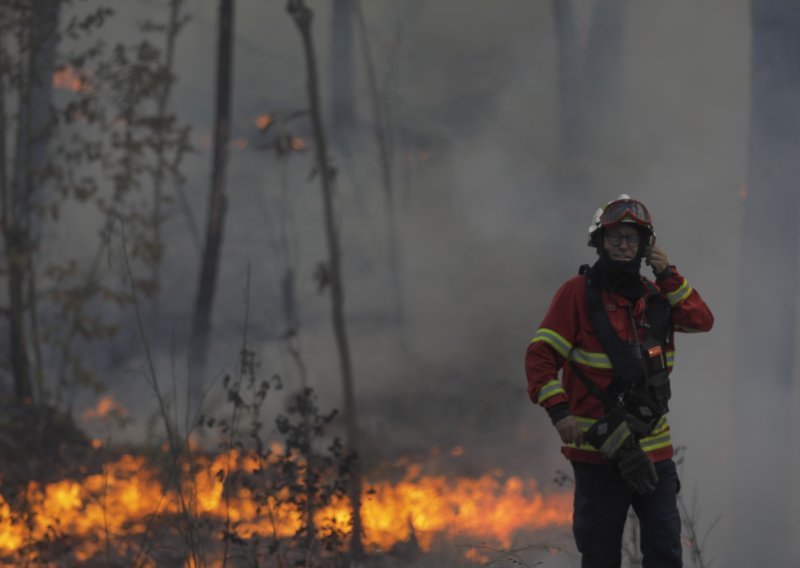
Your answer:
[189,0,234,419]
[552,0,584,164]
[552,0,626,199]
[287,0,364,559]
[151,0,185,324]
[26,0,59,401]
[729,2,800,564]
[330,0,355,150]
[7,7,34,403]
[353,0,404,321]
[5,0,60,404]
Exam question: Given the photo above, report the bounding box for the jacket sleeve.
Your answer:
[525,278,581,420]
[656,266,714,333]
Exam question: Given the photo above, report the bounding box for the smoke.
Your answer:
[40,0,800,563]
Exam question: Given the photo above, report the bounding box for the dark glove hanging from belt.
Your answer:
[584,408,658,495]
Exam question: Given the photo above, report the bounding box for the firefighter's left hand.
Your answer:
[645,245,669,276]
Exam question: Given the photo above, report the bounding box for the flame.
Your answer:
[255,114,273,130]
[0,451,571,564]
[81,396,129,421]
[290,137,306,151]
[52,66,92,93]
[361,463,570,551]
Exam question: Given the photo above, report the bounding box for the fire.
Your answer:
[52,66,92,93]
[361,464,571,551]
[81,396,129,421]
[255,113,273,130]
[290,137,306,151]
[0,451,571,564]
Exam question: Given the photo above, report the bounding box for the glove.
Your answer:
[615,436,658,495]
[585,411,659,495]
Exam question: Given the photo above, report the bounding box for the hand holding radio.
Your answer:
[644,245,669,276]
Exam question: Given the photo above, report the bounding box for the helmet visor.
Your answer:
[600,199,652,228]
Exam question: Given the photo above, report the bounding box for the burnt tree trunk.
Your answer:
[287,0,364,559]
[189,0,234,419]
[729,2,800,564]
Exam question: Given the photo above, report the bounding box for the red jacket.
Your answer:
[525,266,714,463]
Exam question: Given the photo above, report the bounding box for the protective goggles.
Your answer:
[600,199,652,228]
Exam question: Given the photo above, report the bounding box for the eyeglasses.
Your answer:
[605,233,641,247]
[600,199,652,228]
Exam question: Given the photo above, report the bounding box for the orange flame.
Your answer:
[52,66,92,93]
[255,114,273,130]
[290,137,306,151]
[0,451,571,564]
[81,396,129,421]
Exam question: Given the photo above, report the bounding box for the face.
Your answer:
[603,224,641,262]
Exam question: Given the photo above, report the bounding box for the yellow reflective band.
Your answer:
[564,441,601,452]
[650,415,669,434]
[666,278,693,306]
[531,328,573,359]
[640,431,673,452]
[575,416,598,428]
[600,421,631,456]
[537,380,566,404]
[564,415,672,453]
[565,416,603,452]
[534,331,675,371]
[570,348,612,369]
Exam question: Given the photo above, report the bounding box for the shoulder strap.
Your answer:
[644,281,672,343]
[583,270,635,367]
[568,356,615,411]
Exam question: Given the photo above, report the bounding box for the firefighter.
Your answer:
[525,195,713,567]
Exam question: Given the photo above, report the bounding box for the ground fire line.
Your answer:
[0,449,572,563]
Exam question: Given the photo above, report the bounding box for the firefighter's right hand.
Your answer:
[554,415,584,444]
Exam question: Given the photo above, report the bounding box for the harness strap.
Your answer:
[583,268,636,371]
[576,264,670,398]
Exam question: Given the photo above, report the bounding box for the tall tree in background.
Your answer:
[354,0,404,321]
[1,3,191,410]
[287,0,364,559]
[189,0,234,418]
[552,0,625,199]
[330,0,355,151]
[148,0,193,323]
[2,0,61,403]
[730,1,800,564]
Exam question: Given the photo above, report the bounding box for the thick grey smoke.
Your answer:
[52,0,800,563]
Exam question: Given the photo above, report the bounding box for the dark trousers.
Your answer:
[572,459,682,568]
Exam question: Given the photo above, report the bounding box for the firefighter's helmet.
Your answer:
[588,194,655,248]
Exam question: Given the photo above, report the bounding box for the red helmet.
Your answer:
[588,195,655,247]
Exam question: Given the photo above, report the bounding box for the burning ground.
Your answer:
[0,396,572,567]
